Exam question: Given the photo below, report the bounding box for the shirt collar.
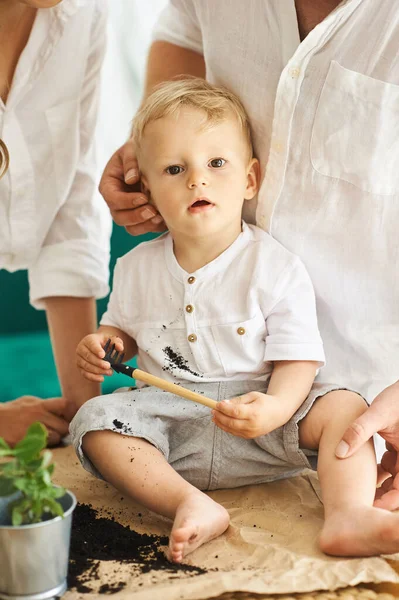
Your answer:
[164,221,253,283]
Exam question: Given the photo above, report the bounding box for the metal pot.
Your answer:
[0,490,77,600]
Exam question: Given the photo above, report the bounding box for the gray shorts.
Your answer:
[70,380,341,491]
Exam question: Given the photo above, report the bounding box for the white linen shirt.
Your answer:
[0,0,112,309]
[101,223,325,384]
[154,0,399,404]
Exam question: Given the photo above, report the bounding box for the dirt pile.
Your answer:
[69,503,207,594]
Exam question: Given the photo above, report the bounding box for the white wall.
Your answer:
[97,0,168,171]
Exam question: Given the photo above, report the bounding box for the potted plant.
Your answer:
[0,422,76,600]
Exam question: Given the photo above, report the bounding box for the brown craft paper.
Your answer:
[53,446,399,599]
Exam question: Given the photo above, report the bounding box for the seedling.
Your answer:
[0,422,65,525]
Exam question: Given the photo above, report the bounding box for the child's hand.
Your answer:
[76,334,124,383]
[211,392,286,438]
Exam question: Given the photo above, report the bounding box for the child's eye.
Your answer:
[165,165,183,175]
[209,158,225,168]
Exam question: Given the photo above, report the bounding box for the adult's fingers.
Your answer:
[40,411,69,438]
[99,143,147,212]
[377,463,391,487]
[110,200,157,227]
[111,204,163,229]
[46,429,62,447]
[125,218,167,236]
[121,140,140,184]
[374,474,399,511]
[335,404,385,459]
[41,396,68,415]
[380,448,398,477]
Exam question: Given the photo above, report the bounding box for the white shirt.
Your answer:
[101,223,324,384]
[0,0,112,309]
[154,0,399,404]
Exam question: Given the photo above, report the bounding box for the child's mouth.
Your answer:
[188,198,214,213]
[192,200,210,207]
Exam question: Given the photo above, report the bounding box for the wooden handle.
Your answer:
[132,369,218,410]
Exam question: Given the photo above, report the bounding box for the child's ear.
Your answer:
[244,158,260,200]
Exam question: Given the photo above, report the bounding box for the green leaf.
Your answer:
[11,507,23,526]
[2,461,20,475]
[13,423,47,462]
[52,486,66,499]
[26,458,45,471]
[0,437,10,451]
[0,448,15,457]
[0,476,16,497]
[13,478,33,493]
[43,497,64,519]
[0,423,66,524]
[41,450,53,469]
[41,469,52,487]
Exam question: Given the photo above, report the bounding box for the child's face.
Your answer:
[139,107,258,239]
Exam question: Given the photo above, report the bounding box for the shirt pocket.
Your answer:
[211,313,267,378]
[45,100,80,199]
[310,60,399,195]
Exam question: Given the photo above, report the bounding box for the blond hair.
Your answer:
[132,77,253,158]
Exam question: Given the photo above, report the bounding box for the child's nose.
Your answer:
[187,169,208,189]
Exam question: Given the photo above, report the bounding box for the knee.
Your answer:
[299,390,366,449]
[317,390,367,423]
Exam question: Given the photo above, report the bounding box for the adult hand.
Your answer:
[335,381,399,509]
[99,140,166,236]
[0,396,69,447]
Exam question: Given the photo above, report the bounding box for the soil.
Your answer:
[68,503,207,594]
[162,346,202,378]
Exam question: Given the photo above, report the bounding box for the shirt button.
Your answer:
[237,327,246,335]
[186,304,194,313]
[290,67,300,78]
[188,334,197,342]
[187,276,196,284]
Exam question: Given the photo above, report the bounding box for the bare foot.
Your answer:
[320,505,399,557]
[168,490,230,563]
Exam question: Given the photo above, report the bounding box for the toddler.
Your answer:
[72,79,399,563]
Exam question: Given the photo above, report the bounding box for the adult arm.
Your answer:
[29,1,111,310]
[28,4,111,415]
[336,380,399,509]
[43,296,100,420]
